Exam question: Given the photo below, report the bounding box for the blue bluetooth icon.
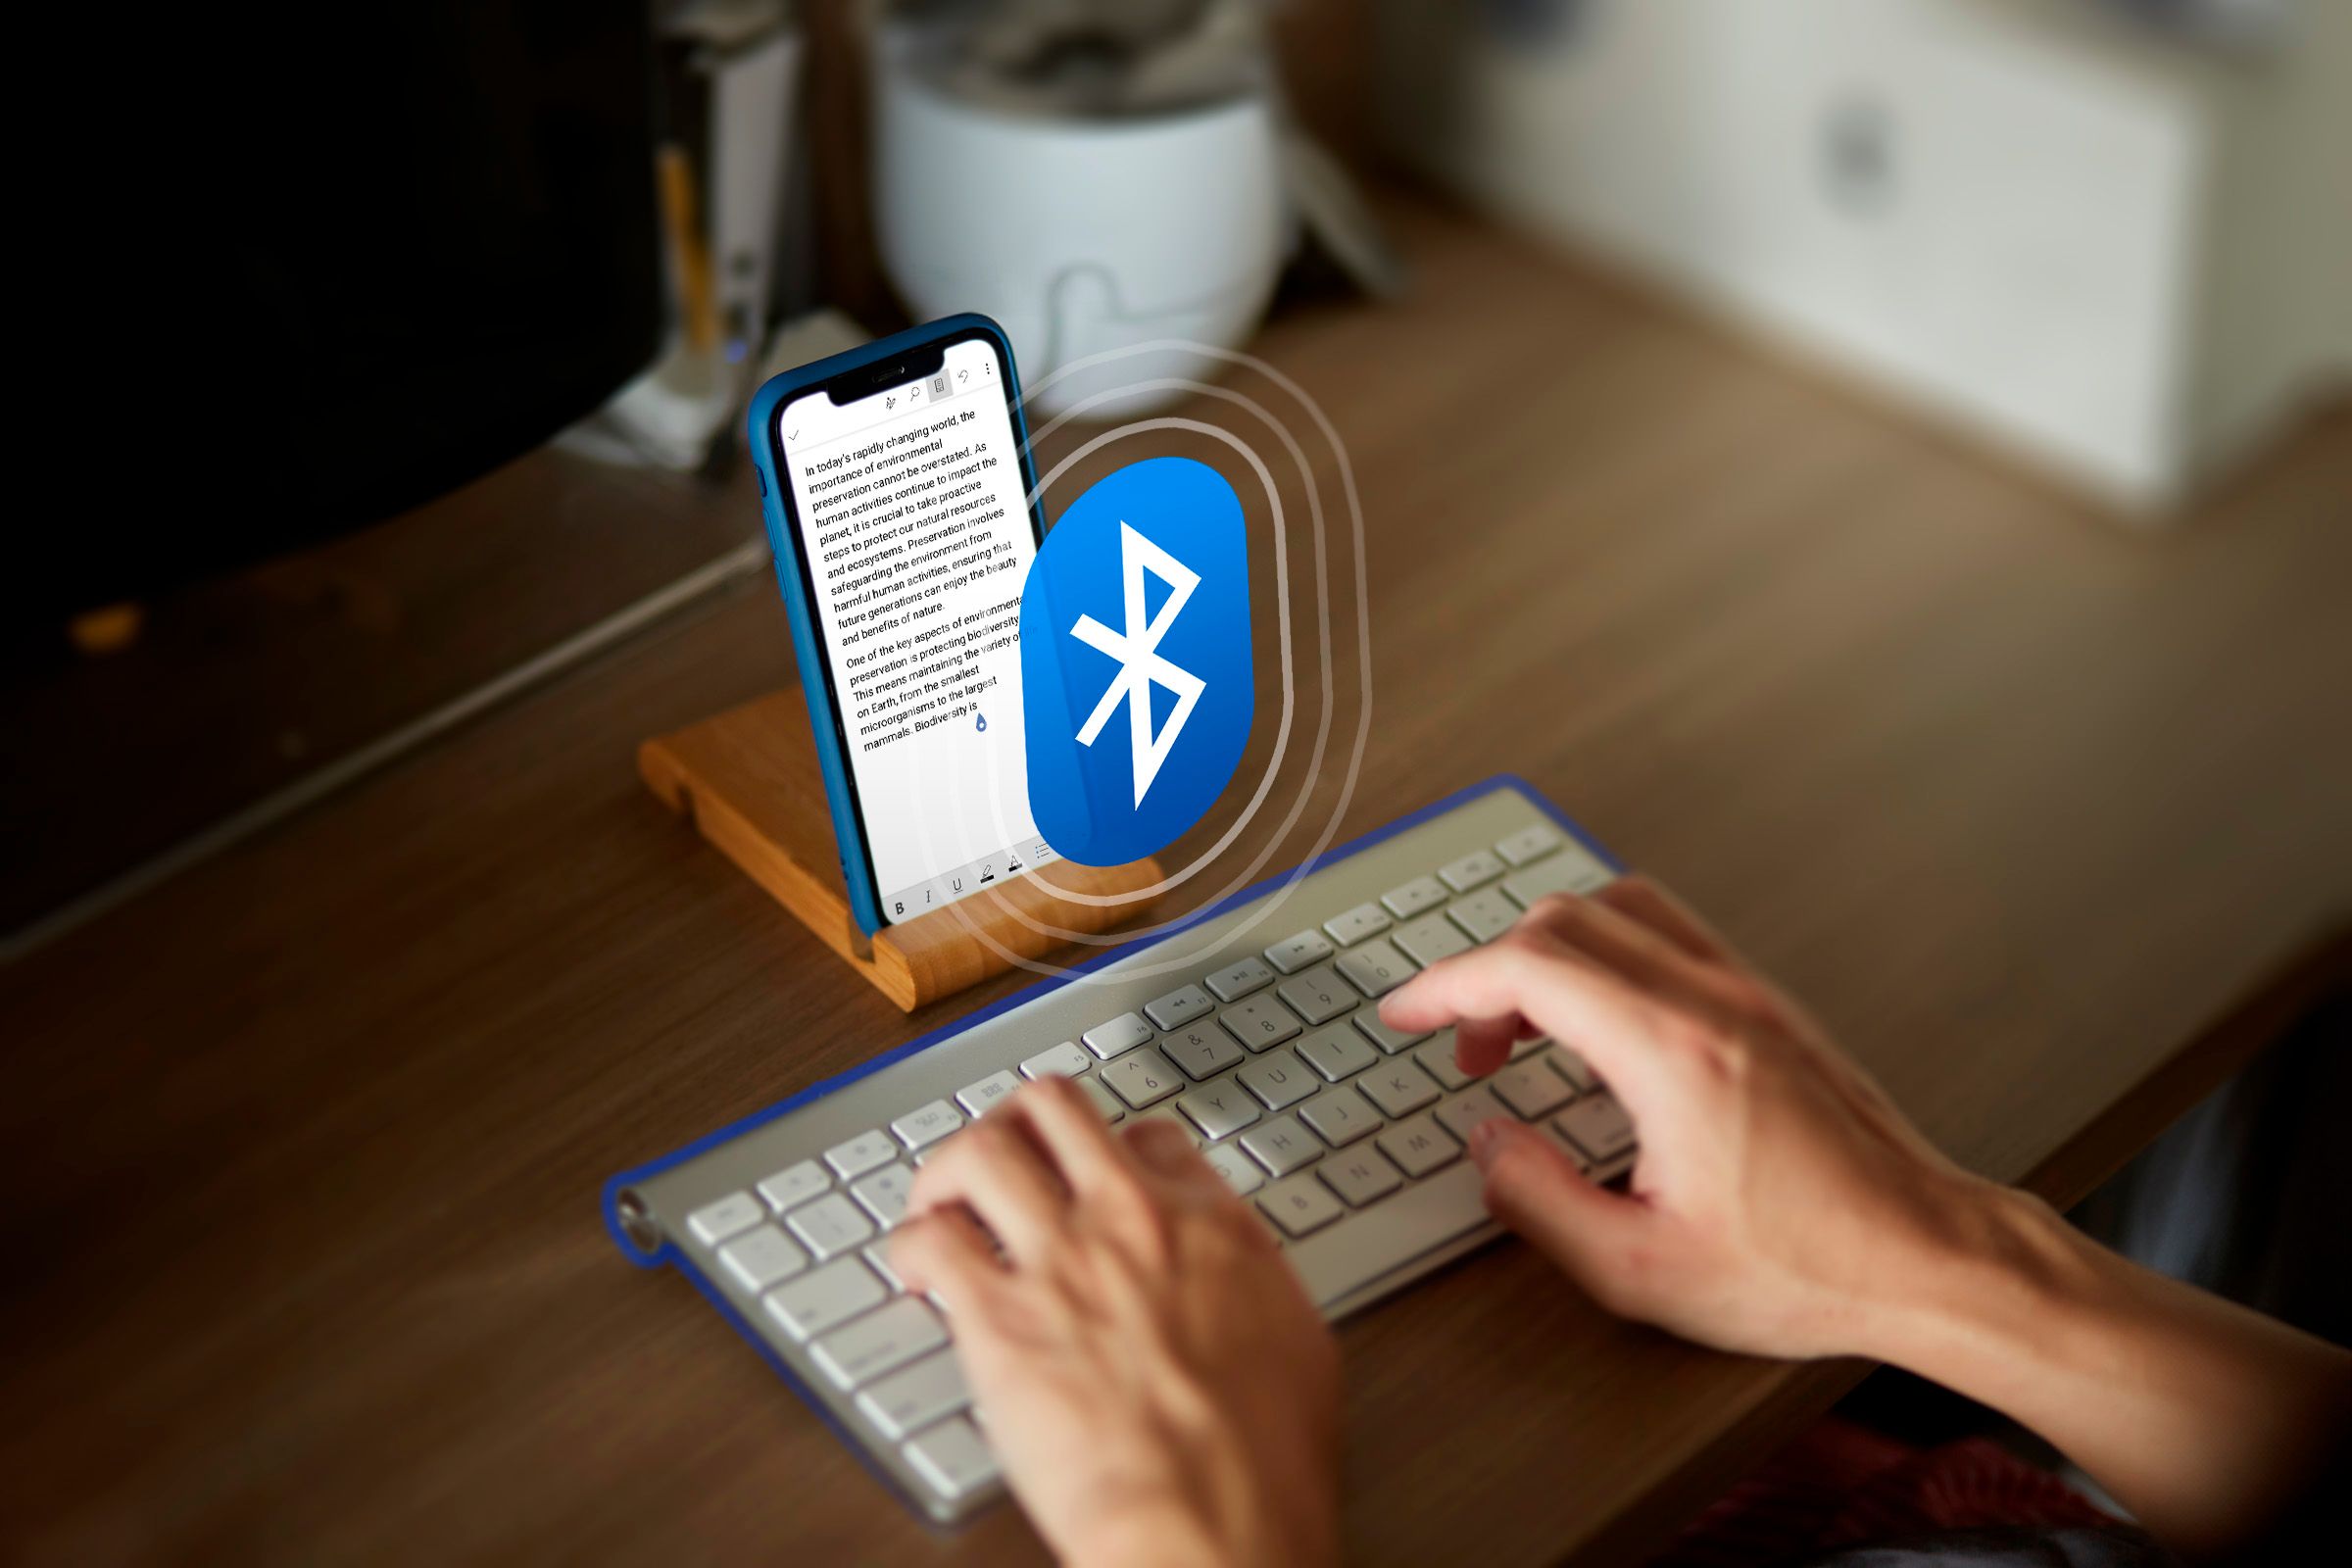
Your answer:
[1020,457,1253,866]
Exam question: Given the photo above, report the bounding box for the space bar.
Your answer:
[1287,1161,1496,1311]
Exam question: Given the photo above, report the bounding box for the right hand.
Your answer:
[891,1079,1341,1568]
[1378,876,1997,1362]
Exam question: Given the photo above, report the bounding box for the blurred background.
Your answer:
[8,0,2344,956]
[5,5,2345,1557]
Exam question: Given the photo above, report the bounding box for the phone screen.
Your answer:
[774,333,1051,924]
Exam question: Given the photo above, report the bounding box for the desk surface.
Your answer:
[8,197,2349,1567]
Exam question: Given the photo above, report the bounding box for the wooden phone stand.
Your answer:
[639,692,1162,1011]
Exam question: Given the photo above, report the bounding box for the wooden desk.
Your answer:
[7,197,2348,1566]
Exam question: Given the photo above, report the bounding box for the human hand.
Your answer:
[1378,877,1994,1363]
[891,1078,1341,1568]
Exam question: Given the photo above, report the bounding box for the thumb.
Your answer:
[1470,1119,1645,1291]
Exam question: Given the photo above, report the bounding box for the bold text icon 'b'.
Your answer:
[1020,456,1253,867]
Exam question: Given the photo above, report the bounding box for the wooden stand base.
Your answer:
[639,692,1161,1011]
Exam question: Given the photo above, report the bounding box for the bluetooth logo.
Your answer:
[1021,457,1253,866]
[1070,524,1205,808]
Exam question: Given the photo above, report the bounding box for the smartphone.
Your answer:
[748,314,1054,936]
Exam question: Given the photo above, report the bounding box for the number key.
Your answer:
[1219,997,1302,1051]
[1336,937,1416,999]
[1161,1021,1245,1080]
[1276,963,1357,1025]
[1100,1047,1183,1108]
[1446,887,1520,944]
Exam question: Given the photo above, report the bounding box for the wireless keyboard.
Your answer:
[604,777,1637,1525]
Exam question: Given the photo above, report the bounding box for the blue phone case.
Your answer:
[744,314,1043,937]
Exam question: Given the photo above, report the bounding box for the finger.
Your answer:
[1552,890,1788,1030]
[1594,876,1733,966]
[1513,894,1719,1010]
[1452,1016,1524,1078]
[1468,1119,1649,1304]
[907,1113,1070,1264]
[889,1204,1004,1314]
[1379,933,1668,1102]
[1120,1118,1224,1197]
[1002,1076,1136,1200]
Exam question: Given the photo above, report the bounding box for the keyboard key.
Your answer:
[764,1256,888,1342]
[1545,1045,1599,1093]
[1439,849,1506,891]
[1240,1114,1322,1176]
[756,1159,830,1214]
[1492,1059,1574,1119]
[1296,1023,1379,1082]
[891,1101,965,1152]
[1161,1021,1245,1081]
[686,1191,762,1247]
[1258,1172,1346,1237]
[786,1192,876,1260]
[1176,1081,1261,1141]
[1336,938,1416,999]
[1020,1041,1091,1080]
[863,1243,904,1294]
[1202,1142,1266,1196]
[825,1130,899,1180]
[1381,875,1449,920]
[857,1349,971,1442]
[1074,1075,1126,1121]
[1435,1085,1513,1146]
[956,1070,1022,1117]
[1144,983,1215,1030]
[851,1163,917,1229]
[1132,1105,1200,1145]
[1218,998,1302,1052]
[1100,1048,1182,1108]
[1357,1057,1440,1118]
[1554,1091,1636,1162]
[904,1415,998,1499]
[1377,1112,1461,1178]
[1509,1033,1550,1060]
[1496,822,1563,866]
[812,1296,948,1391]
[1205,956,1276,1001]
[1237,1051,1317,1110]
[1263,928,1336,974]
[1286,1160,1489,1308]
[1318,1147,1403,1208]
[1446,888,1520,944]
[1298,1087,1382,1147]
[1324,903,1393,946]
[1415,1035,1475,1091]
[1502,854,1610,907]
[1081,1012,1154,1059]
[1354,1012,1431,1054]
[716,1225,808,1293]
[1276,964,1357,1025]
[1393,909,1474,967]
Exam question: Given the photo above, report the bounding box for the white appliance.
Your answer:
[1374,0,2352,515]
[870,31,1287,421]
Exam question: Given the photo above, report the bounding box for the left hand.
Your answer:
[892,1077,1342,1568]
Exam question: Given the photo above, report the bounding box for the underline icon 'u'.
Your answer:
[1068,521,1205,808]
